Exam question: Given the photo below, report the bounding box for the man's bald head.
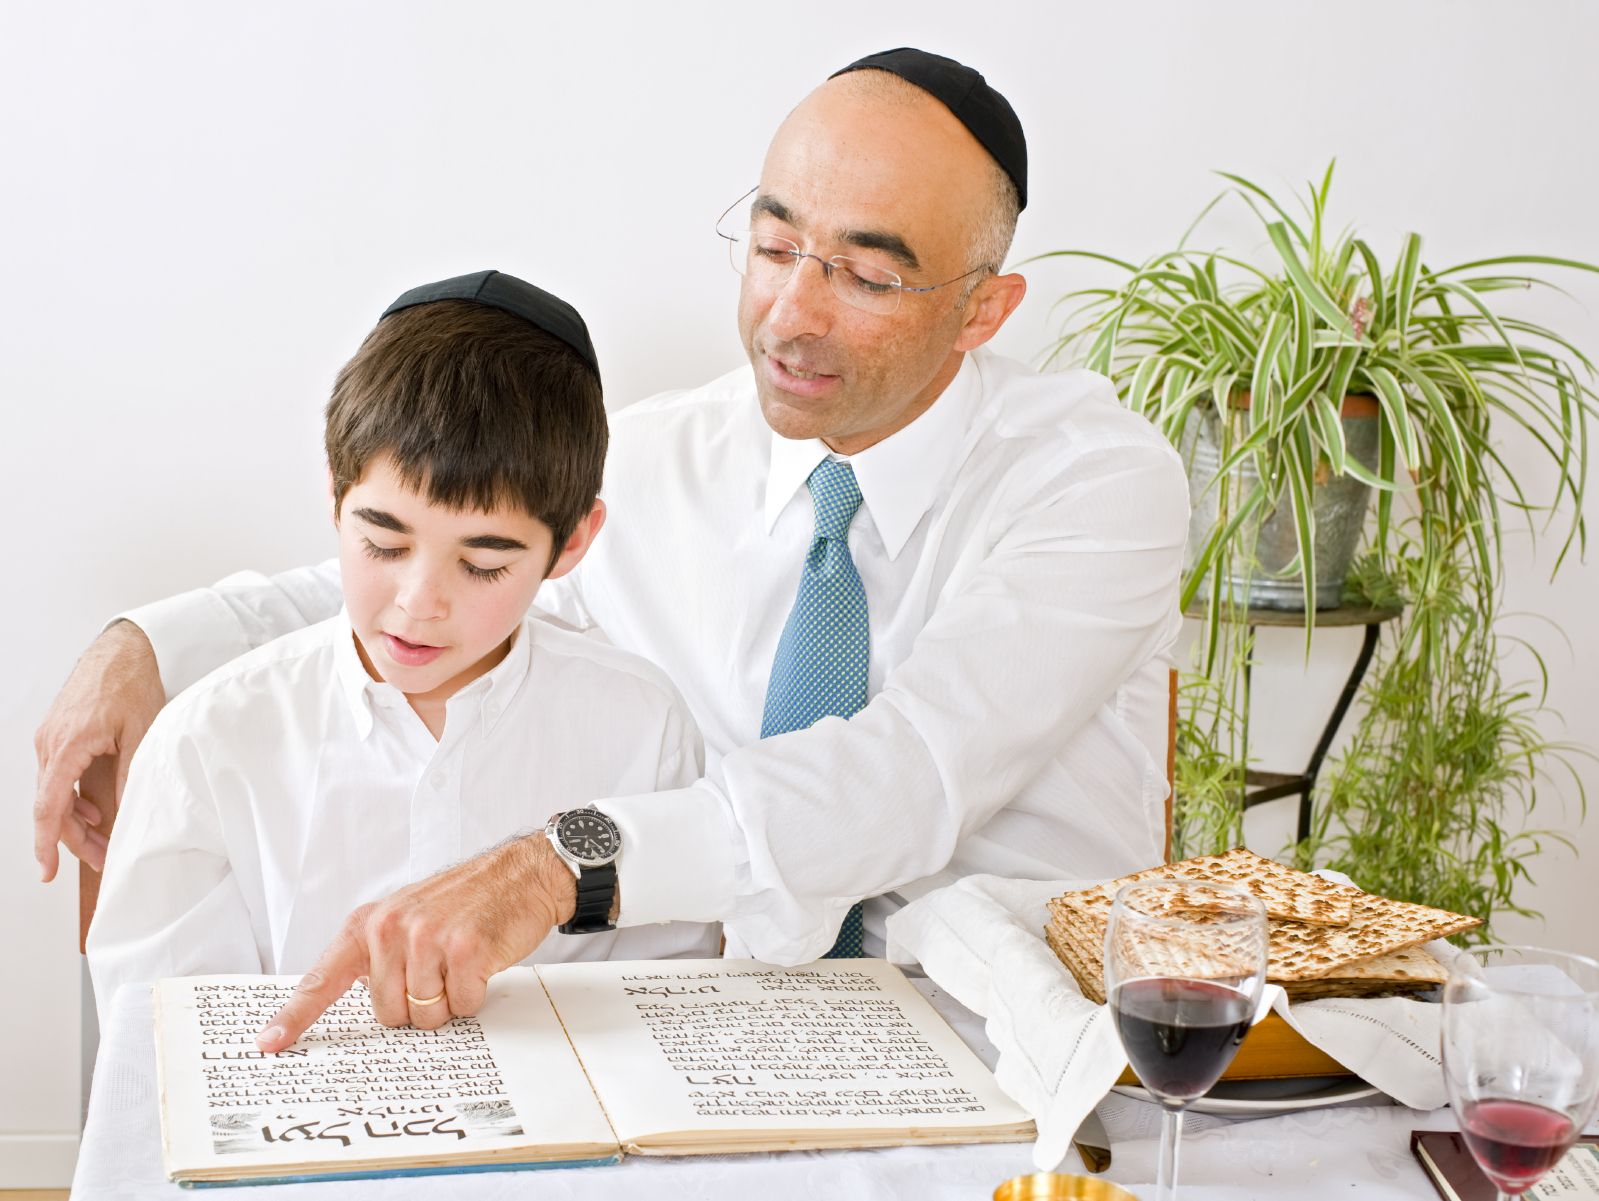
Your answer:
[819,68,1021,279]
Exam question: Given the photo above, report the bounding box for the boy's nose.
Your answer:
[395,568,448,621]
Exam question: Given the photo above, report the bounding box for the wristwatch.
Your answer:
[543,806,622,935]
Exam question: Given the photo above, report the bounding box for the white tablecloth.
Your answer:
[74,981,1465,1200]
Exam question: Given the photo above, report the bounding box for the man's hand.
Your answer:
[34,621,166,881]
[256,834,578,1051]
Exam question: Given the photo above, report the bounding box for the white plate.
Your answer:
[1112,1075,1385,1116]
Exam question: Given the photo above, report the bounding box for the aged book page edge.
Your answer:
[156,973,621,1183]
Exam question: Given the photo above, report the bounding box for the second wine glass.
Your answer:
[1105,879,1268,1201]
[1441,945,1599,1200]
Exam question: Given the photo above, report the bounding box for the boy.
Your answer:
[87,270,719,1016]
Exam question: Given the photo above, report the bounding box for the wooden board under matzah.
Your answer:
[1116,1014,1355,1083]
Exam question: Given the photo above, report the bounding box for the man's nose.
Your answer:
[763,254,835,341]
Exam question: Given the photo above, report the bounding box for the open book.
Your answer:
[155,958,1035,1184]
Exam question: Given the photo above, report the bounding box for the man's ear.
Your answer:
[545,500,607,580]
[327,467,339,527]
[953,271,1027,353]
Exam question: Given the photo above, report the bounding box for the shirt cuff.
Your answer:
[117,584,257,700]
[597,784,737,927]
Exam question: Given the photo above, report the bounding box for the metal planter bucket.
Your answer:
[1182,397,1380,610]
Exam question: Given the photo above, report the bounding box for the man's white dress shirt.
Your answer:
[87,611,719,1015]
[126,349,1189,966]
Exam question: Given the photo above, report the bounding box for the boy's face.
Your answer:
[335,453,598,708]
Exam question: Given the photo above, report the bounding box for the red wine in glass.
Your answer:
[1460,1099,1577,1194]
[1112,978,1253,1101]
[1104,879,1268,1201]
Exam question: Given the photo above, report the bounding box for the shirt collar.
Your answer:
[761,351,983,560]
[331,609,534,741]
[331,609,385,740]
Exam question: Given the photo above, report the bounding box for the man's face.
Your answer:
[737,76,998,455]
[336,454,556,707]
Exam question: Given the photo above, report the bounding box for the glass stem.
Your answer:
[1155,1104,1184,1201]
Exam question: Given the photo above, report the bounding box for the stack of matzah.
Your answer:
[1044,847,1480,1005]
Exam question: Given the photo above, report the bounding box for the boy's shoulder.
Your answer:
[157,617,346,734]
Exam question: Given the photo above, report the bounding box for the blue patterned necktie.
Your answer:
[760,458,870,958]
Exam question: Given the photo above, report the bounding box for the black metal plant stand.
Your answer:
[1186,601,1404,845]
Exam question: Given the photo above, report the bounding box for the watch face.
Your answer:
[556,809,620,866]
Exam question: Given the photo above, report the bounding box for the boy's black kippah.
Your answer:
[830,47,1027,211]
[381,270,599,377]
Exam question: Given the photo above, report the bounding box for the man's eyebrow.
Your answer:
[353,507,410,534]
[841,228,920,273]
[751,194,795,225]
[753,193,922,273]
[461,534,529,552]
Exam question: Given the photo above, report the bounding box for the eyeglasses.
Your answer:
[715,186,991,316]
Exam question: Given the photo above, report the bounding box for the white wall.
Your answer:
[4,0,1597,1184]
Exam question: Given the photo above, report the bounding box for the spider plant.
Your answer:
[1038,163,1597,925]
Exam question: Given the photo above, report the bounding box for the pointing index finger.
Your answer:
[257,932,368,1052]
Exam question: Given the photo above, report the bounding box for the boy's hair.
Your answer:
[325,299,606,560]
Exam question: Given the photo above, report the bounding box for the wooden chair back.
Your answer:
[1165,666,1177,863]
[77,754,118,952]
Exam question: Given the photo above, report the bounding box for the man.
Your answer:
[34,49,1189,1046]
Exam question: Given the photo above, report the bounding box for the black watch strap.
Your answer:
[559,862,617,935]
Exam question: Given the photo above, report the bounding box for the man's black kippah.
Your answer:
[831,47,1027,211]
[381,270,599,377]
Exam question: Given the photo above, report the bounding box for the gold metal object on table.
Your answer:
[993,1172,1139,1200]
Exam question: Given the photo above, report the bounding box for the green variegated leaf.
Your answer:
[1311,393,1347,474]
[1393,232,1422,347]
[1365,364,1420,467]
[1268,222,1362,337]
[1283,427,1319,648]
[1126,354,1164,418]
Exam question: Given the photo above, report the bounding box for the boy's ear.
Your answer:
[326,467,339,526]
[545,500,607,580]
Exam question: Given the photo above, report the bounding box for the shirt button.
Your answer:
[430,771,447,789]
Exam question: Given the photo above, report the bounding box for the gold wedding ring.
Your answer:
[406,990,446,1007]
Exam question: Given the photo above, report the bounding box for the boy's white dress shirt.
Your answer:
[124,349,1190,965]
[87,611,718,1014]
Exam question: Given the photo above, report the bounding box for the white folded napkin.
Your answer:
[886,873,1457,1170]
[886,875,1125,1171]
[1270,947,1455,1110]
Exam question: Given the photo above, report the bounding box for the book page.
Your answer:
[1532,1142,1599,1198]
[156,971,617,1181]
[537,957,1034,1154]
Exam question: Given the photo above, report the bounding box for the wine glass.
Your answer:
[1441,945,1599,1199]
[1104,879,1268,1201]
